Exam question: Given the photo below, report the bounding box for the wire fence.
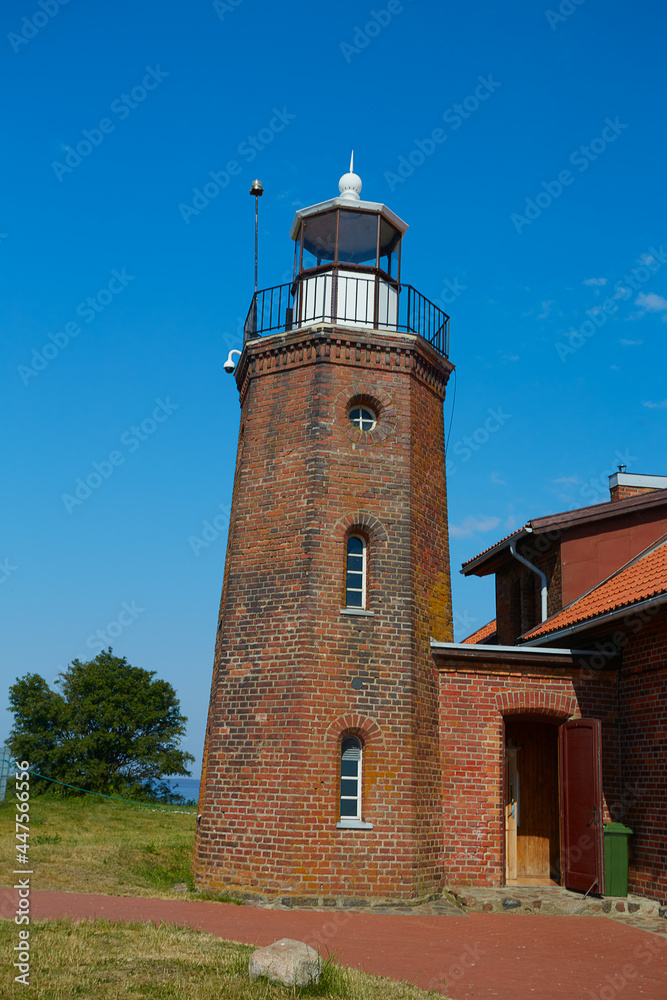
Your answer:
[1,757,197,815]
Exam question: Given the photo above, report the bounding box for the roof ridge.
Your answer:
[462,488,667,573]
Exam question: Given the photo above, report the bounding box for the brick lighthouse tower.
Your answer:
[194,160,454,903]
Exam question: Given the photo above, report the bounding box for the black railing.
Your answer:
[243,272,449,359]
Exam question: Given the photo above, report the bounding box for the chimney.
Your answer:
[609,470,667,501]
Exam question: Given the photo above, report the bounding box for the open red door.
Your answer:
[559,719,604,893]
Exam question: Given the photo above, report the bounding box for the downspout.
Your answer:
[509,541,548,622]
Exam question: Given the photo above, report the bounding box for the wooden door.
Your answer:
[505,720,560,884]
[559,719,604,893]
[505,747,518,881]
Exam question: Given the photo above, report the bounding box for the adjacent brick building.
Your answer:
[448,477,667,900]
[194,167,667,905]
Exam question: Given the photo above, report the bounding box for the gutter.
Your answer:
[430,640,594,656]
[430,639,596,668]
[460,527,529,576]
[510,533,548,621]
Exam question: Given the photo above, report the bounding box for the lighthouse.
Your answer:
[194,160,454,903]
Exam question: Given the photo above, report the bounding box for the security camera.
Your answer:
[224,348,241,374]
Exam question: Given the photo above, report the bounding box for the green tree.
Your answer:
[7,649,194,801]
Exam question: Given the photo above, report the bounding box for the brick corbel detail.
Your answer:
[496,689,579,719]
[235,325,453,404]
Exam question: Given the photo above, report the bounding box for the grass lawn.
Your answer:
[0,792,200,899]
[1,795,448,997]
[0,918,443,999]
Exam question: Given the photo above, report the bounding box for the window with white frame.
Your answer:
[339,736,362,820]
[349,406,376,431]
[345,535,366,608]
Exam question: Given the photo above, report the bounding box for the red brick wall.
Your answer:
[437,662,618,885]
[495,538,561,644]
[616,606,667,902]
[194,326,453,901]
[609,485,657,501]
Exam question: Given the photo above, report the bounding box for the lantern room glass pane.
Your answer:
[338,211,378,265]
[301,212,337,268]
[379,217,401,255]
[379,217,401,279]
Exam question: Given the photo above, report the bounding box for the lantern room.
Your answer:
[243,157,449,359]
[288,155,407,330]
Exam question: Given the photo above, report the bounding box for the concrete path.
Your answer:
[6,888,666,999]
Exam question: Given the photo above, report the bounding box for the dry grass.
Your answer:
[0,918,444,999]
[0,793,201,900]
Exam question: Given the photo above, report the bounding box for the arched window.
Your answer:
[345,535,366,608]
[339,736,362,821]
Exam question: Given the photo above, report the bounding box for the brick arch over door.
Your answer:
[496,689,579,720]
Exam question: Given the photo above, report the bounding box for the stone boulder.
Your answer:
[248,938,322,986]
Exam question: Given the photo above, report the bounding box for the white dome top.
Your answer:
[338,151,362,202]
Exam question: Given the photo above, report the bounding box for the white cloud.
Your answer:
[490,471,506,486]
[450,515,501,539]
[583,277,607,286]
[642,400,667,409]
[537,300,554,319]
[554,476,580,484]
[635,291,667,312]
[619,338,643,346]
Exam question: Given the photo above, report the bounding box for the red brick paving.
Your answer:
[6,889,665,999]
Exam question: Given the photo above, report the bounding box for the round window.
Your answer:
[349,406,376,431]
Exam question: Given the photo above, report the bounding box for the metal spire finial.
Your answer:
[339,151,362,202]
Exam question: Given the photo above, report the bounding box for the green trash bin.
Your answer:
[604,822,633,896]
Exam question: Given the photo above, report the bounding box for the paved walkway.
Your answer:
[6,888,664,998]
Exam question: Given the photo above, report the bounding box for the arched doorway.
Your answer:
[504,716,561,885]
[504,715,604,891]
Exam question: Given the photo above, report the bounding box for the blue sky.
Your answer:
[2,0,666,775]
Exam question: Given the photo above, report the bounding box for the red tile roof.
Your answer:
[523,536,667,640]
[462,619,497,644]
[460,529,527,569]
